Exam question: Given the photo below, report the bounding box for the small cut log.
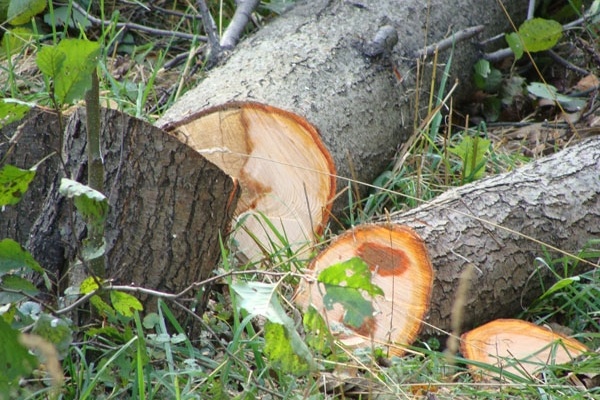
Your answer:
[461,319,588,381]
[294,224,434,356]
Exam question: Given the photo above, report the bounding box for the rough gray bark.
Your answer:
[157,0,527,216]
[1,108,238,301]
[385,136,600,337]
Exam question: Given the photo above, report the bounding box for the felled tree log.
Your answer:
[167,102,336,261]
[387,136,600,337]
[157,0,527,220]
[1,107,238,300]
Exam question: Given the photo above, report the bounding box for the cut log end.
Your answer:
[164,102,336,261]
[461,319,588,381]
[295,224,434,357]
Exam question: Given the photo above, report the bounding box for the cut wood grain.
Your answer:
[461,319,588,381]
[165,102,336,261]
[295,224,433,356]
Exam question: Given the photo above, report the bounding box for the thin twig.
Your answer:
[415,25,484,58]
[196,0,222,68]
[69,1,206,42]
[221,0,261,49]
[546,49,590,76]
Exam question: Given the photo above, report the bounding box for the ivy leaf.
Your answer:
[0,239,43,274]
[110,291,143,317]
[318,257,383,297]
[0,318,38,393]
[0,164,36,207]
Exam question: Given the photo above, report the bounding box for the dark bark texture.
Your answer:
[385,136,600,337]
[1,108,238,300]
[157,0,527,215]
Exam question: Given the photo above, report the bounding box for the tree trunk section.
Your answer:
[386,136,600,337]
[1,108,239,302]
[157,0,527,216]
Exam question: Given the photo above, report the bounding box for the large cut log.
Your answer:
[295,136,599,354]
[388,136,600,337]
[0,107,238,300]
[157,0,527,245]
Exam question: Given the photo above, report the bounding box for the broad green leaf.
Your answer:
[317,257,384,297]
[0,27,34,57]
[7,0,46,25]
[142,313,160,330]
[0,274,39,304]
[0,99,31,128]
[473,59,502,92]
[527,82,588,110]
[90,295,116,319]
[448,136,491,182]
[231,281,316,371]
[31,314,72,359]
[59,178,108,231]
[36,45,65,78]
[0,238,43,274]
[264,321,311,374]
[79,276,101,294]
[505,32,524,60]
[507,18,563,59]
[0,164,35,206]
[53,39,100,104]
[0,317,38,393]
[110,290,143,317]
[518,18,563,52]
[317,257,383,331]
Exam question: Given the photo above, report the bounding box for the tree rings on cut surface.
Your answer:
[461,319,588,381]
[295,224,434,356]
[164,102,336,261]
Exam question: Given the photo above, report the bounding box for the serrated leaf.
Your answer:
[0,238,43,274]
[79,276,101,294]
[0,164,36,207]
[231,281,316,371]
[53,39,100,104]
[317,257,384,297]
[0,317,38,393]
[0,274,39,304]
[31,313,72,359]
[448,136,490,181]
[110,290,143,317]
[7,0,46,25]
[36,45,65,78]
[264,321,311,374]
[59,178,108,230]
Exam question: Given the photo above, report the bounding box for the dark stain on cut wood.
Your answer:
[357,242,408,277]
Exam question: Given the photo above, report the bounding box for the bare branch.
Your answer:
[221,0,261,49]
[415,25,484,58]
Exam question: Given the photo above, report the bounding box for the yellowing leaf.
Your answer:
[110,291,143,317]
